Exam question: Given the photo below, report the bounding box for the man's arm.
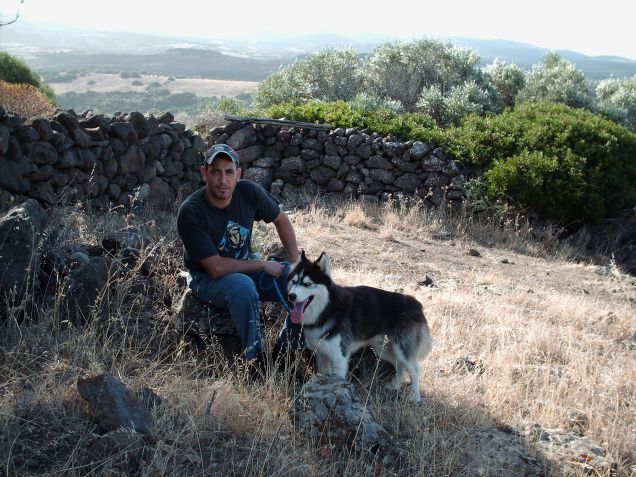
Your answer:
[272,211,299,263]
[200,255,281,279]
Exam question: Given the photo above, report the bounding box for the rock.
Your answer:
[366,155,392,170]
[173,288,241,355]
[243,167,274,190]
[127,111,151,139]
[227,125,257,150]
[102,227,146,253]
[136,387,164,409]
[77,373,154,434]
[110,122,138,143]
[52,111,80,131]
[294,374,408,469]
[0,157,30,193]
[420,154,445,172]
[462,426,546,476]
[120,145,145,173]
[523,423,616,476]
[70,128,92,148]
[236,144,263,165]
[323,155,342,170]
[0,200,48,305]
[468,248,481,257]
[87,429,149,472]
[417,275,435,287]
[62,256,112,324]
[394,173,422,192]
[147,177,176,208]
[26,118,53,141]
[310,166,337,186]
[410,141,432,160]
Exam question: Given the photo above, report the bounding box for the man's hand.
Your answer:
[262,260,283,277]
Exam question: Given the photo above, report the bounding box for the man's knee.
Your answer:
[225,273,258,303]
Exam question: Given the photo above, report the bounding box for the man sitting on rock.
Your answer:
[177,143,303,368]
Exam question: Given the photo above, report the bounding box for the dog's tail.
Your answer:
[416,321,433,362]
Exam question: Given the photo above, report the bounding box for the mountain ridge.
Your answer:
[2,22,635,81]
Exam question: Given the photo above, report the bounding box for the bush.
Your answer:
[595,75,636,131]
[483,60,526,108]
[518,52,593,109]
[264,100,439,140]
[253,49,364,109]
[0,81,55,117]
[0,52,56,105]
[364,38,483,112]
[446,102,636,223]
[0,51,41,87]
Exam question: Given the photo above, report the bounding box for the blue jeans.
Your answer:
[188,261,304,360]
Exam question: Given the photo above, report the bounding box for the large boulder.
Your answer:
[62,256,112,324]
[77,373,154,434]
[294,374,407,469]
[0,200,48,305]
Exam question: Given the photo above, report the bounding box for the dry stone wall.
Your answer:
[0,107,207,211]
[0,108,465,211]
[209,119,466,206]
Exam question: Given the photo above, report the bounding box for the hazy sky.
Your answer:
[4,0,636,59]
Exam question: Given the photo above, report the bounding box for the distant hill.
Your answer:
[2,22,636,82]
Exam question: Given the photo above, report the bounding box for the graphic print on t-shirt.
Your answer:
[218,220,250,259]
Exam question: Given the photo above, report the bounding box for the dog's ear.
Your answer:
[315,252,330,276]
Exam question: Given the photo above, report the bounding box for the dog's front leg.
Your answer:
[331,357,348,378]
[314,351,331,375]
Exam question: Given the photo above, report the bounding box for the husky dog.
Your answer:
[287,251,432,403]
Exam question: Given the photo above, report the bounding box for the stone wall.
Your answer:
[0,107,207,211]
[209,118,466,206]
[0,108,465,211]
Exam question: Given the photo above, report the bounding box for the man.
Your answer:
[177,143,303,364]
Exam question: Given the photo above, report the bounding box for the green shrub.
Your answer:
[0,52,56,106]
[263,100,440,140]
[0,51,42,87]
[446,102,636,223]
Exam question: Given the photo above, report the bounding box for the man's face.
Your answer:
[200,156,241,202]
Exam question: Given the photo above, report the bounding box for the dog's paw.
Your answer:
[408,394,422,404]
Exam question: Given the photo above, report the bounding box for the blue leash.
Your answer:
[272,278,291,312]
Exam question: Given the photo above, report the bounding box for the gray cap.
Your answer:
[203,143,239,166]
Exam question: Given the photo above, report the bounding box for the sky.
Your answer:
[3,0,636,59]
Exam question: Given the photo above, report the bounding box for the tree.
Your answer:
[595,75,636,130]
[364,38,483,112]
[518,52,593,109]
[483,59,526,108]
[253,49,364,110]
[417,80,501,126]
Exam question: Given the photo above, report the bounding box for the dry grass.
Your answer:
[1,197,634,476]
[0,81,55,117]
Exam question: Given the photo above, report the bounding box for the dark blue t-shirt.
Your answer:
[177,180,280,272]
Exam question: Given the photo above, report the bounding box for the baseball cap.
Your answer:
[203,144,240,166]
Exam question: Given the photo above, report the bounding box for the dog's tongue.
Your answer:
[290,300,307,324]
